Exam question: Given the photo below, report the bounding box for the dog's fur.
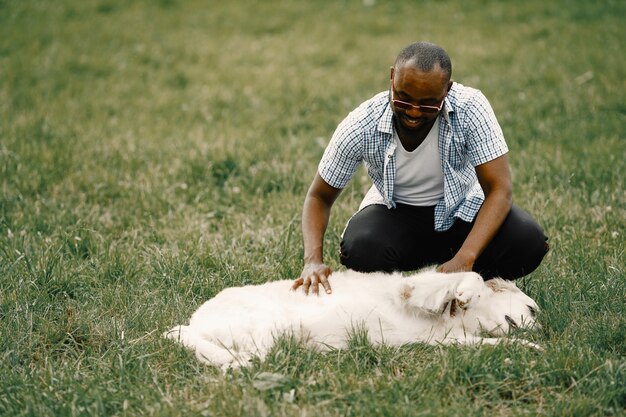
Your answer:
[164,269,540,369]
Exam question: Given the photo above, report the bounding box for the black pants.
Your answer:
[340,203,549,280]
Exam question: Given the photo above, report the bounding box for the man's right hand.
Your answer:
[291,263,333,296]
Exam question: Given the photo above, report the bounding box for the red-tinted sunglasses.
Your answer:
[390,76,445,114]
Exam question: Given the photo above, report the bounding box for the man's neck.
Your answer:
[394,117,438,152]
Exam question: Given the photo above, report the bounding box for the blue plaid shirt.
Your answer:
[318,82,509,231]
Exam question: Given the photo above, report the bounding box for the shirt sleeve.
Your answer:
[462,90,509,166]
[318,114,364,189]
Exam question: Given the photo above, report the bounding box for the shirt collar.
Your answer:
[441,82,457,123]
[378,102,395,136]
[442,99,452,123]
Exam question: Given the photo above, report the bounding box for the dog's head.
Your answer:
[468,278,539,335]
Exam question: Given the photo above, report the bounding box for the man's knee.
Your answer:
[480,206,549,279]
[340,228,398,272]
[511,207,549,259]
[520,222,550,274]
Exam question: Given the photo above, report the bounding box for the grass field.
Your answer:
[1,0,624,415]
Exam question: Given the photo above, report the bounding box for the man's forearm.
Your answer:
[302,195,331,265]
[457,190,512,264]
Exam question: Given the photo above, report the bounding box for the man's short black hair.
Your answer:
[395,41,452,80]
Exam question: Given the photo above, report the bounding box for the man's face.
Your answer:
[390,64,451,131]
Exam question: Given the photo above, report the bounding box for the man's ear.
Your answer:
[390,66,395,81]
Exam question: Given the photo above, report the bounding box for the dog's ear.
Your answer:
[485,278,521,293]
[399,281,454,316]
[400,283,415,302]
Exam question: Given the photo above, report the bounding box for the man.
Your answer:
[292,41,548,295]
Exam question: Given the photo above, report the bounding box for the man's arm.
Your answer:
[292,173,343,295]
[438,154,512,273]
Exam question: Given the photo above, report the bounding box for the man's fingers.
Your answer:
[291,278,303,291]
[320,276,332,294]
[311,273,320,295]
[295,268,333,296]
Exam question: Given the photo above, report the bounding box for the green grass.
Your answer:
[1,0,624,415]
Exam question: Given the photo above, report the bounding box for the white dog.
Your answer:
[164,269,540,369]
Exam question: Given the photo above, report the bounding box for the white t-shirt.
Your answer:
[392,118,445,206]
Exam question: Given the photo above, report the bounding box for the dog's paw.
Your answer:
[218,353,254,373]
[454,288,477,309]
[163,326,183,341]
[510,338,544,351]
[220,361,238,373]
[454,273,484,309]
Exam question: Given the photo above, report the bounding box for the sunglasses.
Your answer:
[390,76,445,114]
